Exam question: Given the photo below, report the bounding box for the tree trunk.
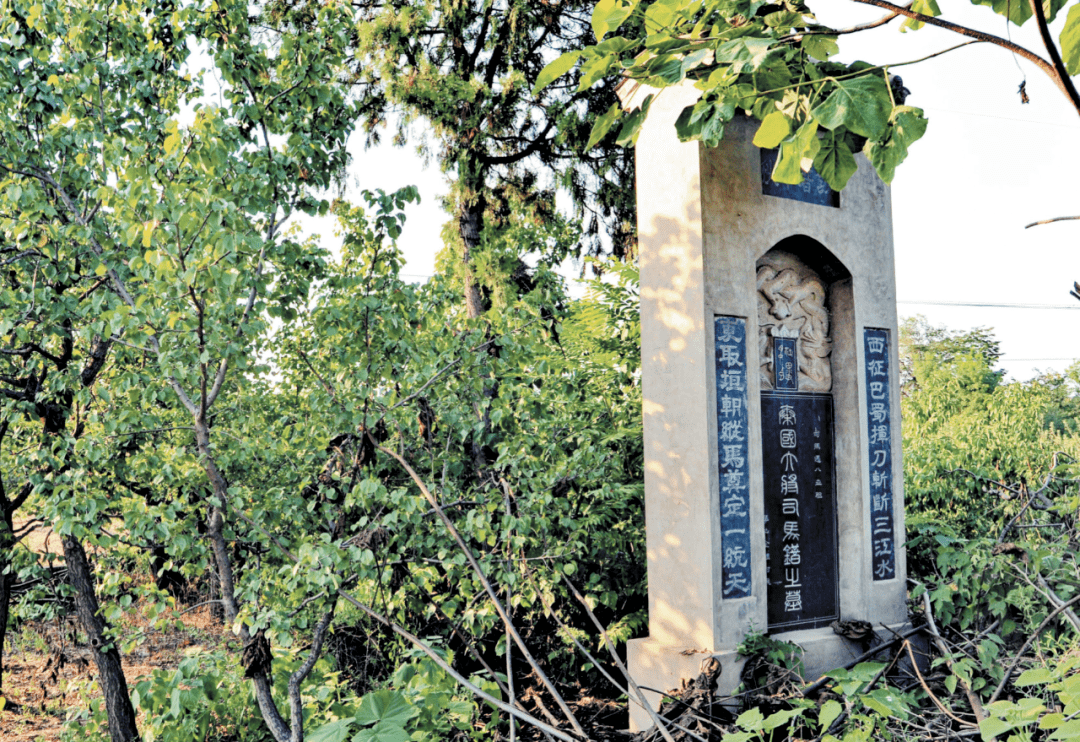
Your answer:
[457,195,498,480]
[458,198,486,321]
[62,536,139,742]
[0,513,12,691]
[192,419,292,742]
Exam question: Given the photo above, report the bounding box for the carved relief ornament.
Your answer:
[757,251,833,393]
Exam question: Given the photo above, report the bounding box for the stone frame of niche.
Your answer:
[754,235,861,635]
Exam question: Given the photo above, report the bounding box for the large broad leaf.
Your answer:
[818,700,842,732]
[864,137,902,183]
[803,34,838,61]
[1062,4,1080,75]
[969,0,1068,27]
[592,0,639,42]
[352,723,411,742]
[307,719,355,742]
[356,690,418,727]
[812,75,891,140]
[615,94,654,147]
[769,143,803,185]
[752,112,791,149]
[772,119,821,184]
[713,37,774,72]
[865,105,927,183]
[814,131,858,191]
[578,53,617,91]
[1016,667,1057,686]
[643,0,688,33]
[587,103,621,149]
[533,51,580,94]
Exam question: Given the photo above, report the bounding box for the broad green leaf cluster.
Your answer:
[542,0,1080,190]
[539,0,929,190]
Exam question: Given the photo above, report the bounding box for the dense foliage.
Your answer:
[1,0,1080,739]
[543,0,1080,191]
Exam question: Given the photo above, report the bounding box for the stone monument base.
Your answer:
[627,622,915,732]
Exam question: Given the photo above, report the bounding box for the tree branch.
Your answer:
[847,0,1077,114]
[1025,215,1080,229]
[375,441,588,738]
[230,507,581,742]
[988,591,1080,703]
[1028,0,1080,114]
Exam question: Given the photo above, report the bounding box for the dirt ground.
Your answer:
[1,524,227,741]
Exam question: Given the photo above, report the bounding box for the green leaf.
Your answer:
[1016,667,1056,686]
[980,717,1015,739]
[812,74,892,140]
[352,723,411,742]
[720,734,754,742]
[901,0,941,31]
[970,0,1068,28]
[533,51,581,94]
[587,103,622,149]
[1061,4,1080,76]
[752,112,791,149]
[593,0,638,42]
[803,35,838,61]
[1042,713,1066,730]
[615,94,653,147]
[762,708,804,731]
[592,0,618,40]
[1051,719,1080,740]
[356,690,418,727]
[771,143,803,184]
[771,119,820,184]
[813,131,857,191]
[737,707,765,732]
[862,696,892,717]
[307,719,356,742]
[819,700,842,732]
[578,53,617,91]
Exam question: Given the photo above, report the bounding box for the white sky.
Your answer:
[315,1,1080,382]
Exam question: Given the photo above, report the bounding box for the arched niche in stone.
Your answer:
[754,236,855,633]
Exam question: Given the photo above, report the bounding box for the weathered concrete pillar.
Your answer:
[623,82,908,732]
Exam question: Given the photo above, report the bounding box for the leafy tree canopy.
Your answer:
[542,0,1080,191]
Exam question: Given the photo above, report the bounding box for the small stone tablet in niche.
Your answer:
[760,149,840,208]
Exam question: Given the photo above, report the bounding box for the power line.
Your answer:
[921,105,1080,130]
[899,300,1080,310]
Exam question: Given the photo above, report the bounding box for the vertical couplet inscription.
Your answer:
[715,316,751,600]
[762,393,838,629]
[864,329,896,581]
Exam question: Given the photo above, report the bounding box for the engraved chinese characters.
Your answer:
[762,393,838,629]
[864,329,896,581]
[715,317,751,600]
[757,251,833,394]
[774,337,797,391]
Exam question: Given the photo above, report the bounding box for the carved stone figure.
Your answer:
[757,251,832,393]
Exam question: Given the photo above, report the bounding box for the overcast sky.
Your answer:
[323,1,1080,382]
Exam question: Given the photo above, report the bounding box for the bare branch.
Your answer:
[230,508,581,742]
[1025,215,1080,229]
[989,591,1080,703]
[913,580,986,722]
[780,2,911,41]
[375,441,588,738]
[561,575,684,742]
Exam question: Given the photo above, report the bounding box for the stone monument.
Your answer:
[621,82,908,732]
